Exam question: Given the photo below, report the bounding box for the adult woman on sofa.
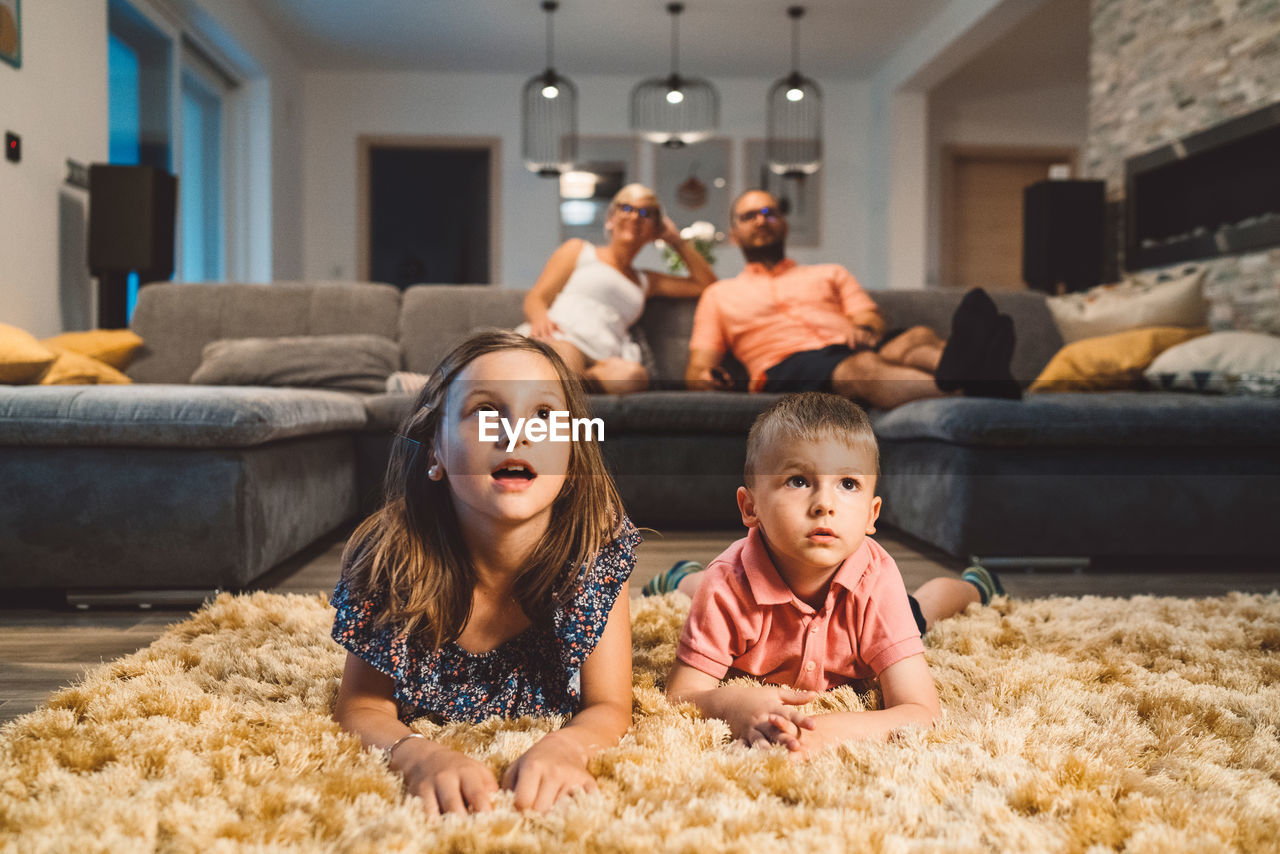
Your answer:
[519,183,717,394]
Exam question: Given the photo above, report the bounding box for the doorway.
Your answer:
[358,136,501,287]
[941,145,1076,290]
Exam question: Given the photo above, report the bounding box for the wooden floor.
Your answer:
[2,525,1277,724]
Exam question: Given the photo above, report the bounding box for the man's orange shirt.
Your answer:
[689,258,878,391]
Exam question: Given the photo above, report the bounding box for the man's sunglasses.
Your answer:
[736,206,782,224]
[616,203,660,219]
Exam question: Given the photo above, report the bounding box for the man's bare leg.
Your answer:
[830,351,948,410]
[879,326,945,374]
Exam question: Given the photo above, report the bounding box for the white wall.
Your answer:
[0,1,109,337]
[0,0,302,338]
[925,82,1089,284]
[301,71,872,290]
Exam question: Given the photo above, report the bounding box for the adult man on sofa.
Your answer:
[685,190,1019,409]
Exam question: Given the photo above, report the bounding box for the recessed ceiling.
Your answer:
[250,0,951,78]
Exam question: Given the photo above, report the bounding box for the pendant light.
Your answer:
[521,1,577,175]
[766,5,822,175]
[630,3,719,148]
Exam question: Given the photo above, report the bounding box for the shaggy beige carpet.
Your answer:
[2,591,1279,852]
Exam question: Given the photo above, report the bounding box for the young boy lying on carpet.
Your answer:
[331,332,637,816]
[658,392,1001,756]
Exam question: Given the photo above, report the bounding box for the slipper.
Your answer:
[962,314,1022,400]
[935,289,999,391]
[642,560,703,597]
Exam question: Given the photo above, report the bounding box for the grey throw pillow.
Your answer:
[190,334,402,393]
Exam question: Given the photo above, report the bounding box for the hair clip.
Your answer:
[397,434,421,447]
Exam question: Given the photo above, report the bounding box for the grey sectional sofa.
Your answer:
[2,281,1278,602]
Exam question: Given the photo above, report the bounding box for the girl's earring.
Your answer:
[428,464,443,481]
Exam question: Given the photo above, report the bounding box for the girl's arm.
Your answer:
[793,654,940,756]
[644,216,717,298]
[501,583,634,812]
[524,239,584,338]
[333,652,499,816]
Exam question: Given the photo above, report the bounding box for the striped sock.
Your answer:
[961,565,1005,605]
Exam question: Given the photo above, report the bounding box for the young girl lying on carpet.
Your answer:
[656,392,1002,756]
[331,331,637,816]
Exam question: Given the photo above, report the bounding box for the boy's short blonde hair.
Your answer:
[744,392,880,482]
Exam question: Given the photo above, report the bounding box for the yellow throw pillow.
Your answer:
[1030,326,1208,393]
[0,322,58,384]
[38,347,132,385]
[40,329,144,370]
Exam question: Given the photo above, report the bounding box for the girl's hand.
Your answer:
[398,740,499,817]
[501,730,597,812]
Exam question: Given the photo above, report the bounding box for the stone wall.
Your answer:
[1086,0,1280,331]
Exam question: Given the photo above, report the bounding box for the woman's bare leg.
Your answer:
[545,338,589,376]
[587,358,649,395]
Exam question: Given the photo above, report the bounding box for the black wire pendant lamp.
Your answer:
[766,5,822,176]
[630,2,719,148]
[521,0,577,175]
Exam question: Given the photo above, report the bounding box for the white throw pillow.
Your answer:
[1046,267,1208,343]
[1144,331,1280,397]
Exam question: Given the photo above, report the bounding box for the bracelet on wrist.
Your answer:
[384,731,427,760]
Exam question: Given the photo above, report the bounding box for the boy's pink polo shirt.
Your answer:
[676,528,925,692]
[688,259,879,392]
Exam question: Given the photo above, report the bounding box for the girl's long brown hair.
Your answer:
[342,330,624,649]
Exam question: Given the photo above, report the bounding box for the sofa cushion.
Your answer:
[0,385,368,447]
[871,392,1280,447]
[400,286,526,374]
[0,323,57,384]
[40,329,145,370]
[190,334,401,393]
[1045,267,1207,343]
[865,289,1063,385]
[129,282,403,384]
[601,391,781,434]
[362,392,415,432]
[1028,326,1207,392]
[39,347,133,385]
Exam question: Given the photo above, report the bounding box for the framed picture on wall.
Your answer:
[653,138,731,236]
[0,0,20,69]
[559,135,642,244]
[743,139,822,247]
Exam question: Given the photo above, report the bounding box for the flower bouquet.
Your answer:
[657,220,722,273]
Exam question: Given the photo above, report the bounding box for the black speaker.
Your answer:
[1022,179,1105,293]
[88,164,177,327]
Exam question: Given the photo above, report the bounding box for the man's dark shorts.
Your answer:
[761,329,906,393]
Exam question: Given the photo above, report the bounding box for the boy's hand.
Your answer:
[720,685,818,750]
[501,730,597,812]
[398,740,499,817]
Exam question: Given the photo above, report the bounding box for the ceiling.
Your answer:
[249,0,953,78]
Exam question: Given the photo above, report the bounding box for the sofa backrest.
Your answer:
[128,282,403,384]
[400,285,526,374]
[871,289,1062,384]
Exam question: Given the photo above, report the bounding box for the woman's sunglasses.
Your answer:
[616,203,660,219]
